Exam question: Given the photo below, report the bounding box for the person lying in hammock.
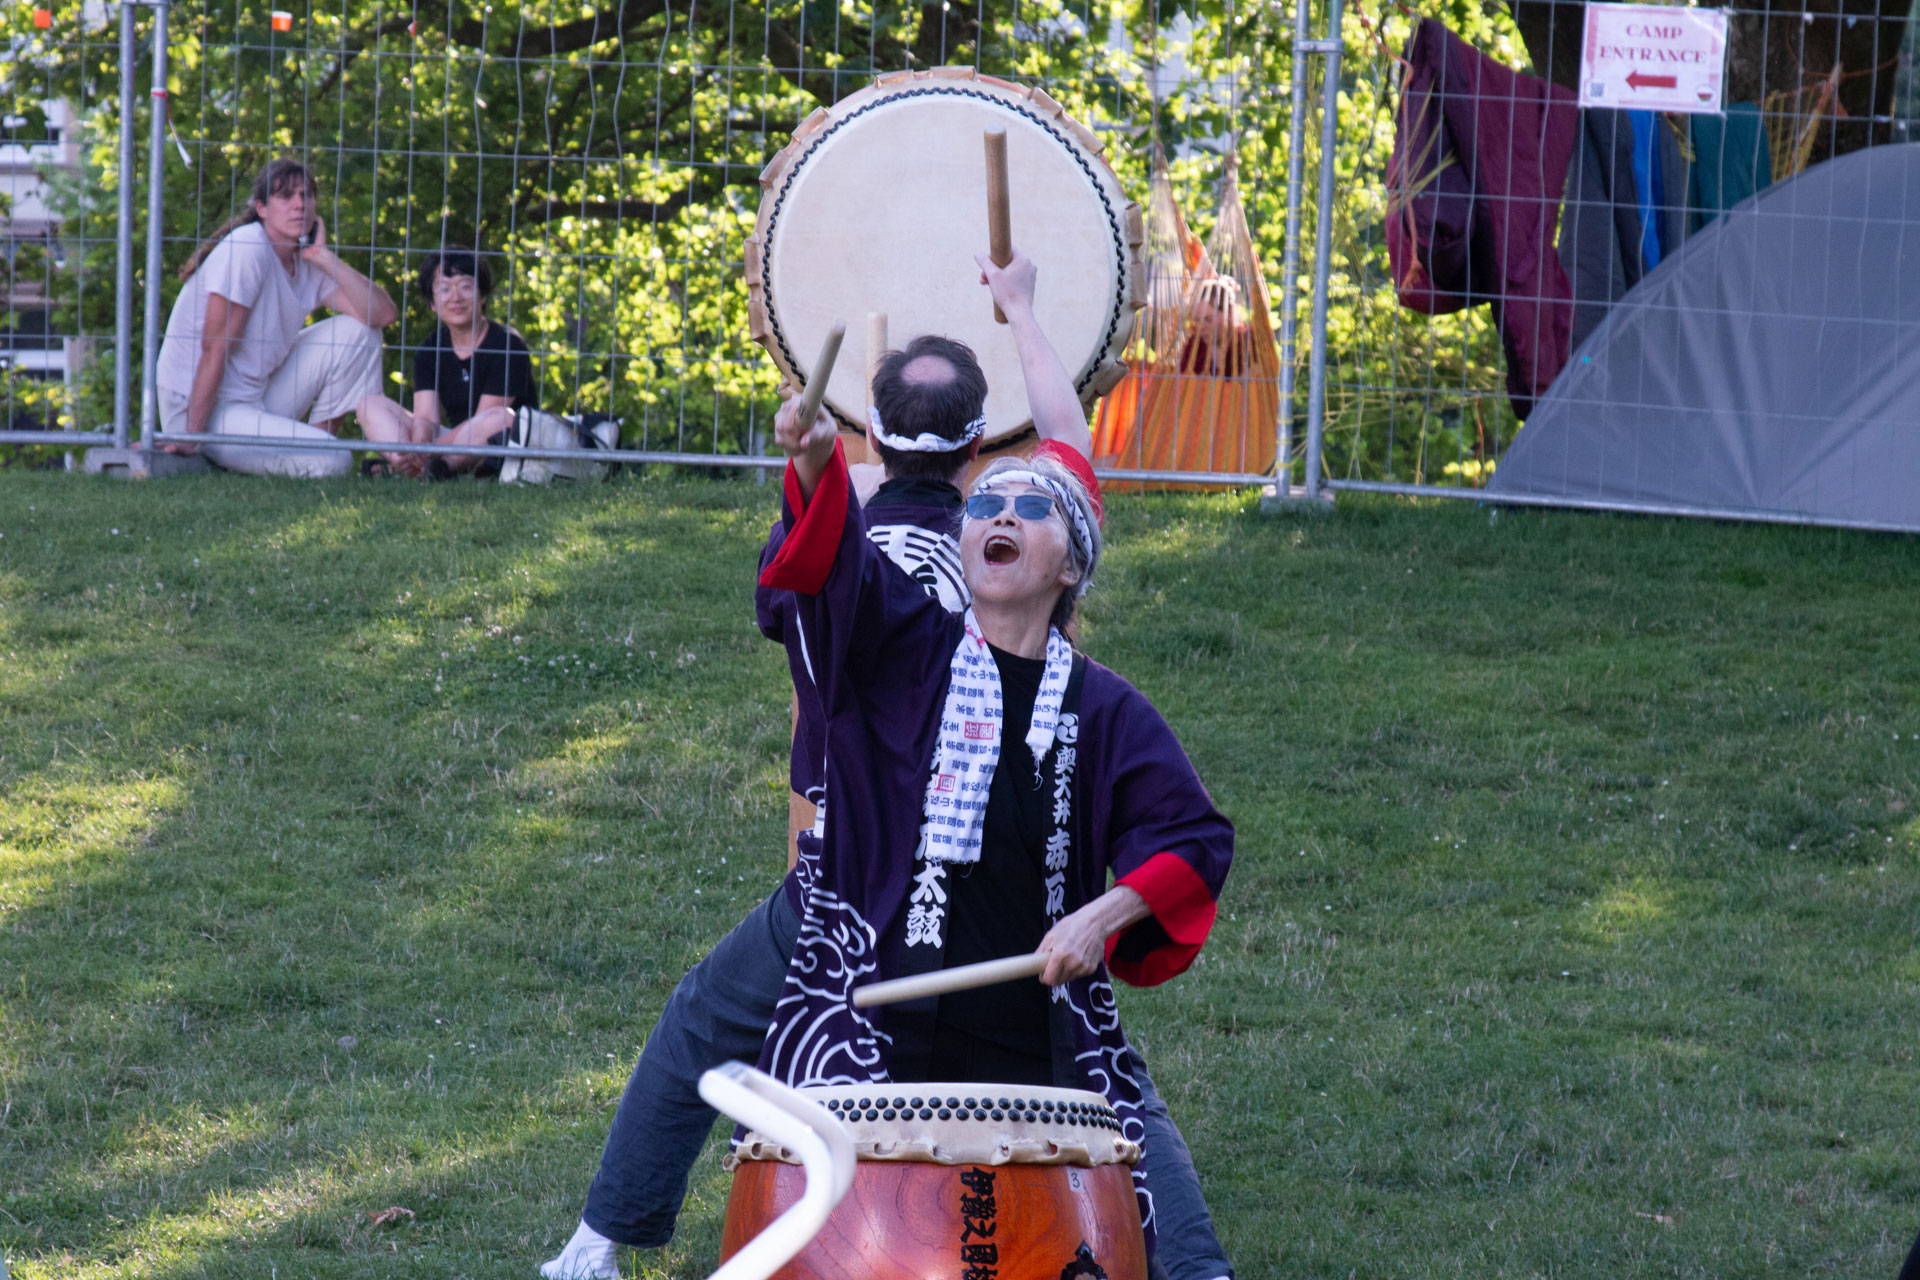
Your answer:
[751,368,1235,1264]
[1178,275,1256,379]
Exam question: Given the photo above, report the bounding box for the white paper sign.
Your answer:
[1580,4,1728,114]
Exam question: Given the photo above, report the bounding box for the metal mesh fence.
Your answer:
[1314,1,1530,493]
[2,5,116,451]
[1,0,1319,479]
[1320,0,1920,527]
[6,0,1915,516]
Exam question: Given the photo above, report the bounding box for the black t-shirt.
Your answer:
[929,644,1055,1085]
[412,321,534,425]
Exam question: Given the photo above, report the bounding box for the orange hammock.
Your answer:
[1091,148,1281,489]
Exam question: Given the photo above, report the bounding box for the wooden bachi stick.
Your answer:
[793,321,846,432]
[862,312,888,464]
[984,129,1012,324]
[866,312,888,412]
[852,952,1047,1009]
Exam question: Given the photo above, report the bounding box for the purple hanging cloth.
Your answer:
[1386,17,1579,417]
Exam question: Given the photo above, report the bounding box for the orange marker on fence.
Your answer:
[270,9,293,31]
[33,7,53,28]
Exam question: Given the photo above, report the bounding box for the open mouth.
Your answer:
[983,534,1021,566]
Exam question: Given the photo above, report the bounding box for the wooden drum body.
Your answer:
[721,1084,1147,1280]
[747,68,1147,446]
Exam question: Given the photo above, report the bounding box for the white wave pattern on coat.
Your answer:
[766,889,889,1087]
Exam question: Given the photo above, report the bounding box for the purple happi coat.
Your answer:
[752,441,1233,1242]
[759,474,969,895]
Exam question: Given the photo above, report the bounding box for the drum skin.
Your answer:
[720,1158,1148,1280]
[747,67,1145,445]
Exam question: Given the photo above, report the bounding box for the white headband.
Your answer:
[867,405,986,453]
[972,469,1097,597]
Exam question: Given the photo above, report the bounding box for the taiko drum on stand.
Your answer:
[720,1084,1147,1280]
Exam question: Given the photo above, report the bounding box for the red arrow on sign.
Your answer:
[1626,70,1679,90]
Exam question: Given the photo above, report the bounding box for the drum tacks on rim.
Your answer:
[747,68,1147,447]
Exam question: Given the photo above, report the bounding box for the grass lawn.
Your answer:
[1,471,1917,1279]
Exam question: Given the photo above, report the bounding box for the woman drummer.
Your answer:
[756,371,1234,1256]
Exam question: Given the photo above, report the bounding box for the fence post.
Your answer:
[1273,0,1315,492]
[137,0,171,451]
[113,0,137,450]
[1301,0,1343,501]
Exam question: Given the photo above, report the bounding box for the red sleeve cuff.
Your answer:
[758,440,850,595]
[1104,852,1217,986]
[1033,439,1104,524]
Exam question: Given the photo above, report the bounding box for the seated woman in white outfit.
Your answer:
[153,158,400,478]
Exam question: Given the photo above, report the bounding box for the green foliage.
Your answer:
[4,0,1615,480]
[0,224,77,467]
[1309,0,1534,488]
[2,477,1920,1277]
[0,367,69,470]
[2,0,1314,455]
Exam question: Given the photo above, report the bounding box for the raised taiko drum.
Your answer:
[747,68,1147,449]
[720,1083,1147,1280]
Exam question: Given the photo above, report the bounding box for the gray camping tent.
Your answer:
[1489,143,1920,532]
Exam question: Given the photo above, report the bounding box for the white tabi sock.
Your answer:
[538,1219,618,1280]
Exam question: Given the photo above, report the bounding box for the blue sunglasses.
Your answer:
[966,492,1058,521]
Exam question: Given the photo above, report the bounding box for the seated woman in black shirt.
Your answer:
[357,244,533,476]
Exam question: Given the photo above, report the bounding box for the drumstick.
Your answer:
[852,952,1047,1008]
[984,130,1012,324]
[866,312,887,409]
[793,321,846,433]
[864,312,887,464]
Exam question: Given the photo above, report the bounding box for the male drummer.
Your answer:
[540,250,1234,1280]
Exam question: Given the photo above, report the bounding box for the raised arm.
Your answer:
[974,247,1094,460]
[759,388,954,715]
[771,382,838,501]
[304,218,399,330]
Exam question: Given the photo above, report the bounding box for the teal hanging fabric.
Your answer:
[1688,102,1773,232]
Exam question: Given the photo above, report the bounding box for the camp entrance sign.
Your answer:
[1580,3,1727,114]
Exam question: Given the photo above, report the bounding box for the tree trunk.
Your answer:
[1508,0,1585,92]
